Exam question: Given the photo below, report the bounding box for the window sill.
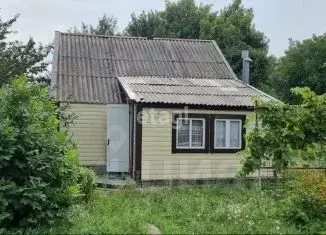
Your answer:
[171,148,243,154]
[210,148,243,153]
[172,148,209,154]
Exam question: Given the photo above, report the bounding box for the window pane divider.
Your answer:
[226,120,230,147]
[189,119,193,148]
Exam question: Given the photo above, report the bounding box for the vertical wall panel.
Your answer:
[66,103,107,167]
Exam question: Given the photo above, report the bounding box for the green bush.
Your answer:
[77,167,96,202]
[0,77,95,228]
[282,170,326,230]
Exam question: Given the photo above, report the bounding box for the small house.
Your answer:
[51,32,274,181]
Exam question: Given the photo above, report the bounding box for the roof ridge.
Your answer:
[57,31,213,42]
[131,83,248,88]
[118,75,234,79]
[153,37,212,42]
[57,31,147,40]
[135,91,250,97]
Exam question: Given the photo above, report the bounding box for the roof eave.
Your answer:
[136,102,255,111]
[117,77,138,102]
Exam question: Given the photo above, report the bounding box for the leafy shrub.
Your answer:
[0,77,95,228]
[283,170,326,229]
[77,167,96,202]
[239,87,326,176]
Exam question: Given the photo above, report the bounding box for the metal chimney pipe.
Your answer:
[241,50,252,84]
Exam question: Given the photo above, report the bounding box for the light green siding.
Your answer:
[141,108,269,180]
[67,104,107,166]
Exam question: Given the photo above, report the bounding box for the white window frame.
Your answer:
[176,118,205,149]
[214,119,242,149]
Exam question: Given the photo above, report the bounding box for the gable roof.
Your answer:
[118,76,273,108]
[52,31,238,104]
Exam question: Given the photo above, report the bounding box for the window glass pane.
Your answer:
[230,121,241,147]
[191,120,204,147]
[215,120,226,147]
[177,119,190,147]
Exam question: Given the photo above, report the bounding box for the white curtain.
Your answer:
[191,120,204,147]
[230,121,240,147]
[215,120,226,147]
[177,119,190,147]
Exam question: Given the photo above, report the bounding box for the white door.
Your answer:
[107,104,130,172]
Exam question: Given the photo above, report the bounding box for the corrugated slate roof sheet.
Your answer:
[118,76,273,107]
[52,31,237,104]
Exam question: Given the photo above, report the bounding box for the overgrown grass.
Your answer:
[21,183,304,234]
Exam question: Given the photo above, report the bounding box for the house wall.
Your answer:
[141,107,270,181]
[66,103,107,171]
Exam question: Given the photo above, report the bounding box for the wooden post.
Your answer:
[255,101,262,191]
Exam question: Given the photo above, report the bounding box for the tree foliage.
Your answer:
[0,14,50,85]
[126,0,270,87]
[267,34,326,104]
[69,14,118,36]
[126,0,211,38]
[126,10,165,38]
[239,87,326,176]
[0,77,95,228]
[200,0,270,87]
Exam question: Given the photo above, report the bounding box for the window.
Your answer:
[176,118,205,149]
[214,119,242,149]
[172,113,245,154]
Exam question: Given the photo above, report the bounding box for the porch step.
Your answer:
[95,173,136,189]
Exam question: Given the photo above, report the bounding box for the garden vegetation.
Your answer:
[0,77,95,229]
[9,185,303,234]
[239,87,326,231]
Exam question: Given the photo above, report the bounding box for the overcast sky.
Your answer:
[1,0,325,56]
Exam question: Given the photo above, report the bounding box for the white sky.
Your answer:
[0,0,325,56]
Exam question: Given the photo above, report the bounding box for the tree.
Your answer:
[69,14,118,36]
[0,77,94,228]
[0,14,50,85]
[126,10,165,38]
[126,0,271,88]
[126,0,212,38]
[200,0,270,87]
[267,34,326,104]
